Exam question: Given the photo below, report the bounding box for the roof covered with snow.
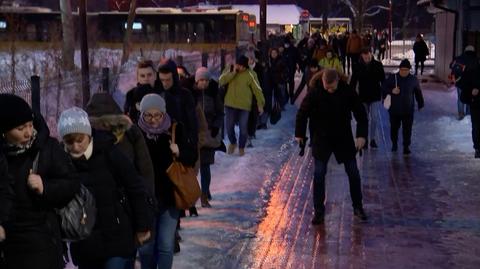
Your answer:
[194,4,304,25]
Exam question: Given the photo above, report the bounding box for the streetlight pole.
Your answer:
[79,0,90,107]
[388,0,393,59]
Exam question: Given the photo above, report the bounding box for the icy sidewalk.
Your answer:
[172,105,298,269]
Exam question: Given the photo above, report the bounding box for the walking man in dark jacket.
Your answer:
[383,59,424,154]
[158,59,199,148]
[459,65,480,158]
[295,69,369,225]
[350,47,386,148]
[124,60,160,123]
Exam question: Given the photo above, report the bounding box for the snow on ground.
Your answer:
[172,105,298,269]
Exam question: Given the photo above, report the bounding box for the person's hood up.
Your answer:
[158,59,180,87]
[86,92,132,133]
[86,93,122,117]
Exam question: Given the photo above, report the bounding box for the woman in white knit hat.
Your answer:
[58,107,153,269]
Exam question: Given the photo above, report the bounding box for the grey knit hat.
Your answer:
[195,67,210,82]
[57,107,92,138]
[140,94,166,114]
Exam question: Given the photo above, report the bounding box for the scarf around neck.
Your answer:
[138,113,172,141]
[4,128,38,156]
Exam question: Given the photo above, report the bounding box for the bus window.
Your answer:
[195,22,205,43]
[159,23,169,42]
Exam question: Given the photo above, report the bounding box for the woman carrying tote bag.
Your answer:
[137,94,197,269]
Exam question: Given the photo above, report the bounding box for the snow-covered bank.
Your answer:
[172,105,298,269]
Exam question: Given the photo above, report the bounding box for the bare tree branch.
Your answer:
[121,0,137,65]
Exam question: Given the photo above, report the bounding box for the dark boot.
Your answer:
[370,139,378,148]
[201,194,211,208]
[475,149,480,158]
[353,207,368,222]
[311,212,324,225]
[189,206,199,217]
[403,147,411,155]
[174,236,181,253]
[391,143,398,152]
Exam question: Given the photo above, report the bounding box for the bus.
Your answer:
[0,7,256,52]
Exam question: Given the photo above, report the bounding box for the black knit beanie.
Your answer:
[0,94,34,134]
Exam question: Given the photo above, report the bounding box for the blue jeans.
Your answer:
[363,101,381,142]
[457,87,470,115]
[225,106,250,149]
[313,157,363,215]
[154,206,179,269]
[200,163,211,195]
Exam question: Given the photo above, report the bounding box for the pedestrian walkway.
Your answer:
[173,82,480,269]
[238,84,480,269]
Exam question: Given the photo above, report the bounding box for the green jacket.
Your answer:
[219,67,265,112]
[319,57,343,74]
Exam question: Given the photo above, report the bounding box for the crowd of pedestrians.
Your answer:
[1,27,479,269]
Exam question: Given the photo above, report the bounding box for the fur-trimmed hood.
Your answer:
[89,114,132,133]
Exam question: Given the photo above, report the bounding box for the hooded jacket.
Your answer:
[219,65,266,112]
[86,93,155,195]
[158,59,199,147]
[69,131,152,264]
[1,113,80,269]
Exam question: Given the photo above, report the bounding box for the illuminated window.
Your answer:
[124,22,142,30]
[0,21,6,29]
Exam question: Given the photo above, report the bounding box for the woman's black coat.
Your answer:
[69,131,153,264]
[142,122,197,208]
[0,114,80,269]
[295,81,368,163]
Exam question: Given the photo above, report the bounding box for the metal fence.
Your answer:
[0,78,32,105]
[389,40,435,62]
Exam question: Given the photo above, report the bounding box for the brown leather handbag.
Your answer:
[167,123,202,209]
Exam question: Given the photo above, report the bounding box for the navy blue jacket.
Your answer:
[383,73,424,115]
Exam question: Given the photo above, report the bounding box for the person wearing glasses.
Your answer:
[137,94,197,269]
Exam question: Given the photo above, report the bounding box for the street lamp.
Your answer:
[389,0,393,59]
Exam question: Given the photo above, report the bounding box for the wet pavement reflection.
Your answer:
[240,87,480,269]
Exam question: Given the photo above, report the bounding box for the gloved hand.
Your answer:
[355,137,366,150]
[473,88,479,96]
[170,143,180,157]
[0,225,6,242]
[210,127,219,137]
